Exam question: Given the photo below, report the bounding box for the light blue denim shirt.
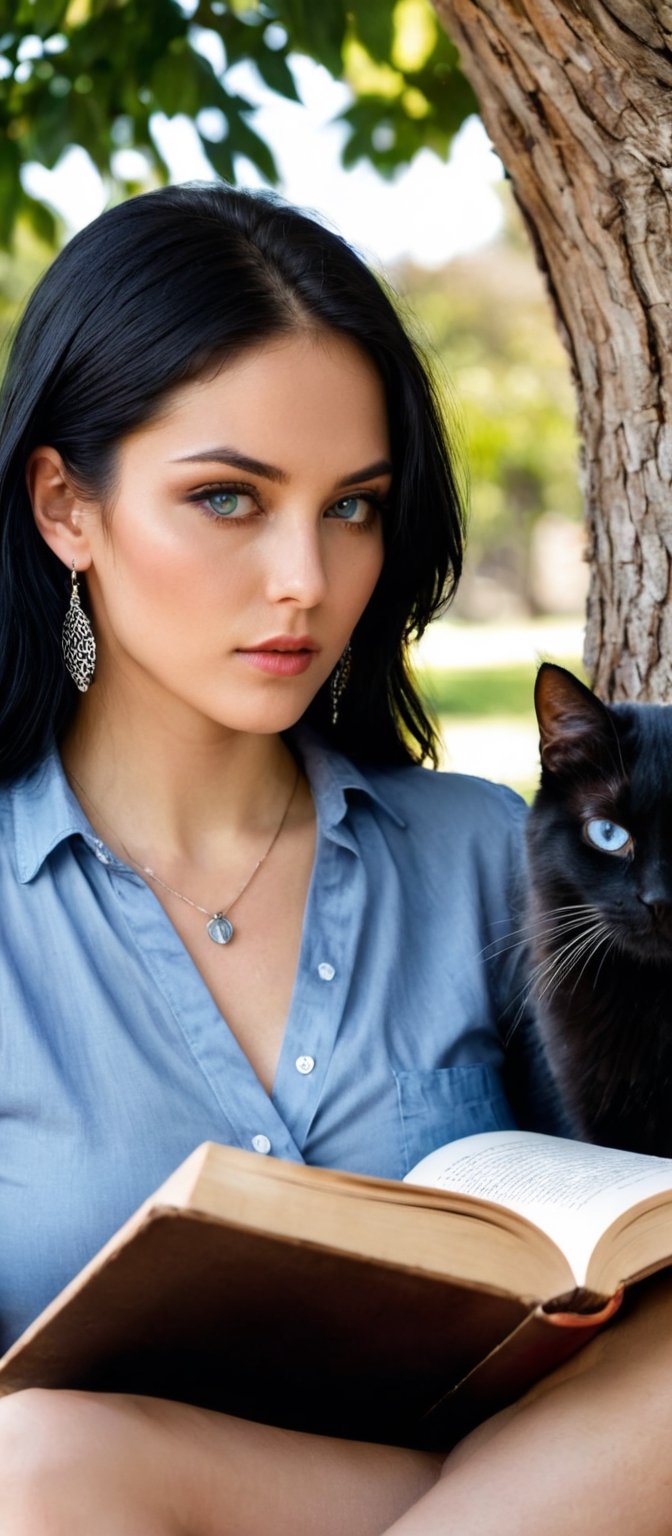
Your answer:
[0,731,562,1351]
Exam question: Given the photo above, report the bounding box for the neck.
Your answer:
[60,687,302,870]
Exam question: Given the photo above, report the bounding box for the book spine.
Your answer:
[418,1290,624,1450]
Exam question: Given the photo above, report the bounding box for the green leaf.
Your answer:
[0,0,479,248]
[199,132,235,182]
[150,40,220,118]
[226,110,278,181]
[349,3,394,64]
[273,0,347,77]
[253,48,300,102]
[15,0,69,32]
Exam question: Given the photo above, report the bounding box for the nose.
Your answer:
[637,880,672,921]
[263,517,328,609]
[638,899,672,925]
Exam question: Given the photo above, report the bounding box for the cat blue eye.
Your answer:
[584,818,631,854]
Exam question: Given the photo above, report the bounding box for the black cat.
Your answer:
[526,662,672,1156]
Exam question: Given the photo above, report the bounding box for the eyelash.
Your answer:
[187,483,388,531]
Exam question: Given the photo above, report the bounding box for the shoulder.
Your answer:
[361,764,528,905]
[0,764,35,884]
[0,746,83,886]
[0,783,12,856]
[0,769,22,843]
[363,759,527,843]
[298,729,528,898]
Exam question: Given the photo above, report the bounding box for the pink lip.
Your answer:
[243,635,319,652]
[236,636,320,677]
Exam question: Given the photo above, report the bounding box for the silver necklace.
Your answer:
[68,764,301,946]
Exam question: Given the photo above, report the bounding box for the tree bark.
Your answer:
[432,0,672,700]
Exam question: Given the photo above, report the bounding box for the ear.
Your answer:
[534,663,617,776]
[27,447,93,573]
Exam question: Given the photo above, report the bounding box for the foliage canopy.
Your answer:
[0,0,476,247]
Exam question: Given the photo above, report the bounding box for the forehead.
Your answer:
[128,331,390,468]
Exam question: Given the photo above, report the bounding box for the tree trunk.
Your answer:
[432,0,672,701]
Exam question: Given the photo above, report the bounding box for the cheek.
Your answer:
[109,509,242,607]
[92,515,237,661]
[339,531,385,613]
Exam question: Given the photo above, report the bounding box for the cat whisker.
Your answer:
[565,927,615,1001]
[530,914,602,945]
[481,908,600,961]
[540,925,613,1006]
[487,904,596,933]
[500,909,609,1041]
[590,931,619,990]
[533,921,608,1004]
[544,922,608,983]
[503,994,536,1045]
[533,917,604,971]
[501,922,605,1040]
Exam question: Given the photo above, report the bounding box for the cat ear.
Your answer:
[534,663,617,776]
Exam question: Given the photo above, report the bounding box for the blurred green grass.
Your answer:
[415,654,584,800]
[419,663,540,718]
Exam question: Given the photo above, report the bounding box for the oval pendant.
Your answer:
[207,913,234,945]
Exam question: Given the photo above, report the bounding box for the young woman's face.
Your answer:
[82,330,390,735]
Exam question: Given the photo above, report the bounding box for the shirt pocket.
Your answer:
[394,1064,518,1173]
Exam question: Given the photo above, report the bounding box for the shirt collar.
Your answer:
[291,728,406,833]
[10,743,107,885]
[10,731,405,885]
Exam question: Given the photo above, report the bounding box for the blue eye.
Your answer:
[584,818,631,854]
[205,491,243,518]
[194,488,259,524]
[327,495,372,524]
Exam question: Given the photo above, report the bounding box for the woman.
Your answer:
[0,184,670,1535]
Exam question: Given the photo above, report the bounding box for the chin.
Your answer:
[206,698,314,737]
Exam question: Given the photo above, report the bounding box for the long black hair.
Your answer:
[0,183,464,778]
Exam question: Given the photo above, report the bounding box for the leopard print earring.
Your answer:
[330,641,352,726]
[62,562,96,692]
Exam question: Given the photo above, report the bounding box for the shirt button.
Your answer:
[93,841,112,865]
[251,1134,272,1155]
[317,962,335,982]
[295,1055,315,1075]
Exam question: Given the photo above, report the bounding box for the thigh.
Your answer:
[383,1275,672,1536]
[0,1387,442,1536]
[136,1395,443,1536]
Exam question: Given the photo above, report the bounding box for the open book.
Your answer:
[1,1130,671,1447]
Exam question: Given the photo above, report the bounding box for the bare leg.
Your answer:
[381,1272,672,1536]
[0,1386,441,1536]
[5,1274,672,1536]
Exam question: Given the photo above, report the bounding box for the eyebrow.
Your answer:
[170,448,393,488]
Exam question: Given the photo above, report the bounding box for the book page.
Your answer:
[405,1132,672,1284]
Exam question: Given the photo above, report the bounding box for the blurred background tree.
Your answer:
[434,2,672,704]
[401,192,583,619]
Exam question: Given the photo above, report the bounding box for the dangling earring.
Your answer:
[331,642,352,726]
[62,562,96,692]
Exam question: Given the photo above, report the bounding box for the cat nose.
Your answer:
[645,903,672,926]
[637,889,672,919]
